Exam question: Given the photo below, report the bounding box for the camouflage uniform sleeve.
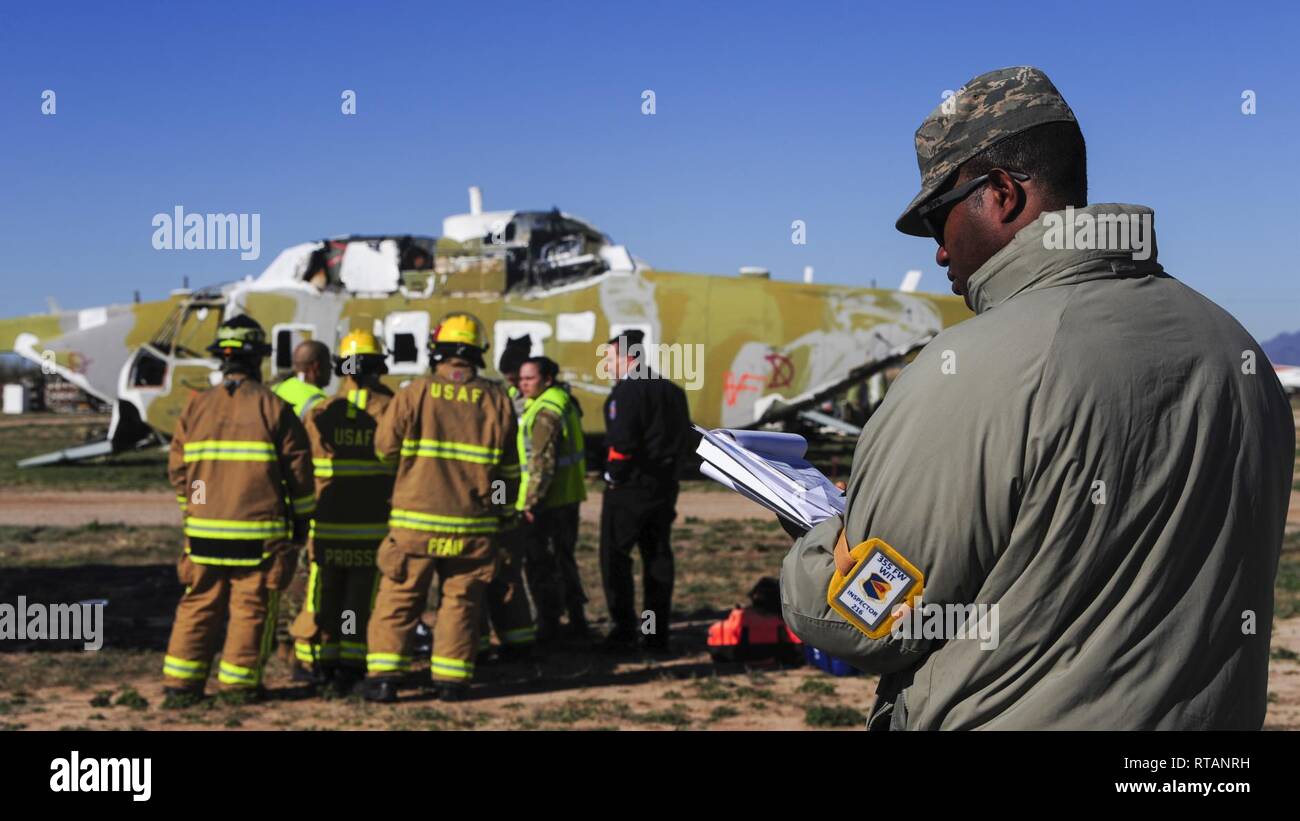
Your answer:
[273,397,316,522]
[524,409,561,510]
[168,394,192,515]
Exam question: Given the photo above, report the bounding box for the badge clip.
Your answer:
[826,537,924,639]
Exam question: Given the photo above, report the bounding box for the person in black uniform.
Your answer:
[598,330,691,652]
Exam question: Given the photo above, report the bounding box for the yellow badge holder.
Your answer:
[826,534,924,639]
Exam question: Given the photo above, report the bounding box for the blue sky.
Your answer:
[1,0,1297,340]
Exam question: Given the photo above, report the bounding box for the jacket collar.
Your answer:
[965,203,1164,315]
[433,362,475,383]
[338,375,387,395]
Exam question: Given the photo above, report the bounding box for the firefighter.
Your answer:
[517,356,589,641]
[274,340,330,419]
[272,340,330,654]
[161,314,314,704]
[289,330,396,692]
[362,312,518,702]
[477,337,537,662]
[598,330,691,653]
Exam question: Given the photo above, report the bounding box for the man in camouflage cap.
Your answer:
[781,66,1294,729]
[894,66,1076,240]
[897,65,1082,307]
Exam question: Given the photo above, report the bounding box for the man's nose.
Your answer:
[936,244,950,267]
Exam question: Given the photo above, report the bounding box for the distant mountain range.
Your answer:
[1262,331,1300,366]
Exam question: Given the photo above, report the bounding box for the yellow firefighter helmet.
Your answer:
[338,329,385,357]
[430,312,489,367]
[431,312,489,350]
[333,329,388,376]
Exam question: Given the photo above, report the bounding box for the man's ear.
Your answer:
[986,168,1027,225]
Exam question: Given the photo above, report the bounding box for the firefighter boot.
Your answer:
[358,676,399,703]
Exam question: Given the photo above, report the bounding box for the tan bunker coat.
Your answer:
[290,379,395,671]
[163,375,314,690]
[365,363,518,684]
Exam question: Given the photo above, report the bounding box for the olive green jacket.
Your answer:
[781,204,1294,729]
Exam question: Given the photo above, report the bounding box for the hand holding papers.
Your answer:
[694,426,846,533]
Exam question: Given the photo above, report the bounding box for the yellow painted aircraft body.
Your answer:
[0,203,971,455]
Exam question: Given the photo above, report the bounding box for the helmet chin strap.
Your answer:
[431,342,485,369]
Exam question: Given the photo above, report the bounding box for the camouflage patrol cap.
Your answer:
[895,66,1077,237]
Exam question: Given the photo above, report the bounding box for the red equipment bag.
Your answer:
[707,578,803,664]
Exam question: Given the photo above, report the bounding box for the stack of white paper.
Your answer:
[694,426,846,531]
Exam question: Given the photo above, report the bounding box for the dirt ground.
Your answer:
[0,494,1296,731]
[0,486,767,529]
[0,511,877,731]
[1,413,1298,731]
[0,638,877,732]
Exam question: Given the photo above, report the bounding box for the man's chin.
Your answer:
[948,278,973,309]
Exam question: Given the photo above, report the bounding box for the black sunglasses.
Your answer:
[917,170,1030,246]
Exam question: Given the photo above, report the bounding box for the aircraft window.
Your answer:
[504,222,516,242]
[400,243,434,270]
[171,305,221,359]
[383,311,428,375]
[276,330,293,369]
[392,333,418,363]
[131,350,167,387]
[272,324,316,372]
